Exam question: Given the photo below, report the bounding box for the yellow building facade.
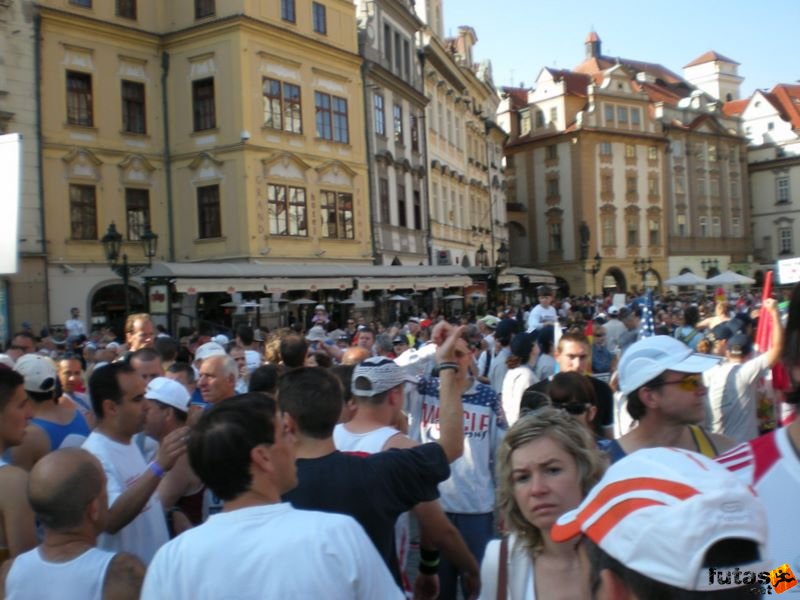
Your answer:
[38,0,370,330]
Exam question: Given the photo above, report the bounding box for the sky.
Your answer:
[443,0,798,97]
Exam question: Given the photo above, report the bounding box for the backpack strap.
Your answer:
[496,536,509,600]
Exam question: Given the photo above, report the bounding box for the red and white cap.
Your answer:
[551,447,769,591]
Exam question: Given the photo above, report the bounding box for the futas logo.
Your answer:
[771,565,798,595]
[708,563,797,595]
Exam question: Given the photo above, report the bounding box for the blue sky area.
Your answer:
[444,0,798,97]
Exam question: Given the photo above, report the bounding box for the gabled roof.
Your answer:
[722,98,748,117]
[770,84,800,129]
[574,55,684,86]
[684,51,740,69]
[500,86,529,109]
[540,67,591,97]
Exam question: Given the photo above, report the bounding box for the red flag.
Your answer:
[755,270,773,352]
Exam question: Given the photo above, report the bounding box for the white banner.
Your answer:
[0,133,21,275]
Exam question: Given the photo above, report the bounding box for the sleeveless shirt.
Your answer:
[5,546,115,600]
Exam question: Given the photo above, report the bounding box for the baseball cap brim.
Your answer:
[670,352,720,375]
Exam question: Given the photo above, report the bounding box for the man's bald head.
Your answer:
[28,448,105,531]
[341,346,371,365]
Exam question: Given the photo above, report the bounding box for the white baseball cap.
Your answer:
[145,377,191,413]
[617,336,720,394]
[306,326,327,342]
[14,354,57,393]
[212,334,229,346]
[351,357,415,397]
[551,447,770,592]
[607,305,620,316]
[194,342,226,362]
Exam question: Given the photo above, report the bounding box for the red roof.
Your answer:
[684,51,740,69]
[770,84,800,129]
[542,68,591,97]
[722,98,748,117]
[585,31,600,43]
[501,86,529,109]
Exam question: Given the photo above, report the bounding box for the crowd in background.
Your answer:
[0,281,797,599]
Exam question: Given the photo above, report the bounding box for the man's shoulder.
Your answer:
[716,429,784,484]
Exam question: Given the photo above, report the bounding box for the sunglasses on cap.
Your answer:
[646,374,704,392]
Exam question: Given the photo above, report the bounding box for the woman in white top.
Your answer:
[479,408,605,600]
[500,332,540,426]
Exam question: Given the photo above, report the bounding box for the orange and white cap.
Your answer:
[551,447,769,591]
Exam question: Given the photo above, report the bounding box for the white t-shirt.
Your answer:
[501,366,538,426]
[717,427,800,597]
[82,431,169,565]
[141,503,403,600]
[526,305,557,332]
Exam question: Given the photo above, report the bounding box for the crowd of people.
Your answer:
[0,282,797,599]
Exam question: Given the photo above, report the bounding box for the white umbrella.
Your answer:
[500,285,523,292]
[387,294,409,301]
[290,298,316,305]
[664,272,708,286]
[443,294,464,300]
[705,270,755,286]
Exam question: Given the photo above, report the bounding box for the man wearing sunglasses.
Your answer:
[607,336,735,463]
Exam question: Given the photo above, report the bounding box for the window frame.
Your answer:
[379,178,391,224]
[197,184,222,239]
[66,71,93,127]
[780,227,793,255]
[393,104,403,145]
[320,190,354,239]
[195,0,215,19]
[281,0,296,22]
[69,184,97,240]
[268,184,307,237]
[262,78,302,133]
[192,78,216,132]
[312,2,327,35]
[116,0,136,19]
[777,176,790,204]
[125,188,150,241]
[374,93,385,137]
[121,80,146,134]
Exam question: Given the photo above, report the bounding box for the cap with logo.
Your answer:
[551,447,769,592]
[14,354,57,393]
[145,377,191,413]
[392,335,408,345]
[617,336,719,395]
[727,333,753,357]
[351,357,414,397]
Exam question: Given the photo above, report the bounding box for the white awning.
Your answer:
[357,275,471,291]
[498,274,518,285]
[176,278,354,294]
[176,279,266,294]
[265,278,353,293]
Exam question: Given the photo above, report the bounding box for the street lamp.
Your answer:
[476,243,489,268]
[583,252,603,296]
[101,222,158,317]
[633,257,652,289]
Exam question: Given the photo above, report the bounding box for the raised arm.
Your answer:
[432,323,470,463]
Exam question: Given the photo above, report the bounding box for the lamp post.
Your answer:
[476,242,509,309]
[101,222,158,317]
[633,257,652,290]
[582,252,603,296]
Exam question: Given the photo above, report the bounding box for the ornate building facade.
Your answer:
[499,33,751,295]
